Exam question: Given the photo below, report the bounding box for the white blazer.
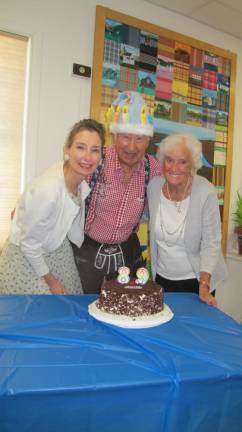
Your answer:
[10,162,90,277]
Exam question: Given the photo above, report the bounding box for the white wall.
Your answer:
[217,254,242,322]
[1,0,242,317]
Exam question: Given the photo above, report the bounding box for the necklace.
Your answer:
[159,202,187,247]
[166,177,191,213]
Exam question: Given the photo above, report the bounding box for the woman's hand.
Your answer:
[199,272,216,306]
[199,284,217,306]
[49,281,66,295]
[43,272,66,295]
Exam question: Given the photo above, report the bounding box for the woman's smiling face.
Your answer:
[66,129,102,180]
[163,142,193,189]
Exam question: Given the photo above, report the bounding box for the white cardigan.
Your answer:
[10,162,90,277]
[147,175,228,292]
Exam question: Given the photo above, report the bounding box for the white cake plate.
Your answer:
[88,300,174,329]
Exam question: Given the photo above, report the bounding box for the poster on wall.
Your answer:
[91,6,236,254]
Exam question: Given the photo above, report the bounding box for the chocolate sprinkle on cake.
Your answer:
[97,278,164,317]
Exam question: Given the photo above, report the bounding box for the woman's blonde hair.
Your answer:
[65,118,105,149]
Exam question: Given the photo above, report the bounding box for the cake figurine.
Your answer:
[135,267,149,285]
[117,266,130,284]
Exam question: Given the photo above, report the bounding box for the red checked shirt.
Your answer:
[85,146,162,244]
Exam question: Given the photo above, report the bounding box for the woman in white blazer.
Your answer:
[147,133,227,306]
[0,119,104,294]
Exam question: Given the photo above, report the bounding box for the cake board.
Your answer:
[88,300,174,329]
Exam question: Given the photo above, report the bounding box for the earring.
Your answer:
[64,154,69,161]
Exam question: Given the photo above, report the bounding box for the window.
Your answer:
[0,31,28,249]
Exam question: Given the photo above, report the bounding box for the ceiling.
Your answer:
[145,0,242,39]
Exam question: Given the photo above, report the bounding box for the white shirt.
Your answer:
[10,162,90,277]
[155,191,196,280]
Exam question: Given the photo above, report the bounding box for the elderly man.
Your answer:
[72,91,162,293]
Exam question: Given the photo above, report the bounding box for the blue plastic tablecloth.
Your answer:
[0,293,242,432]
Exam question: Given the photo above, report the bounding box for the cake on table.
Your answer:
[96,267,164,317]
[88,267,173,328]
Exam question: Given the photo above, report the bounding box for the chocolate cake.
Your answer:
[96,278,164,317]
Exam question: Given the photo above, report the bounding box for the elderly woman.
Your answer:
[0,119,104,294]
[147,133,227,306]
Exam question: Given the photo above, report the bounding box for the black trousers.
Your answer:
[71,233,144,294]
[155,273,199,293]
[155,274,216,297]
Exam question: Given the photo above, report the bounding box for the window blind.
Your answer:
[0,31,28,249]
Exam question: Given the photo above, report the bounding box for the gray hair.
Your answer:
[156,133,202,175]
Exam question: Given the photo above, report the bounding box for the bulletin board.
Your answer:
[90,5,237,254]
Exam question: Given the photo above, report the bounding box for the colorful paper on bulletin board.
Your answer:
[137,222,149,264]
[215,185,225,205]
[100,16,233,226]
[214,145,227,166]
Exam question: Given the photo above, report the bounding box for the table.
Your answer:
[0,294,242,432]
